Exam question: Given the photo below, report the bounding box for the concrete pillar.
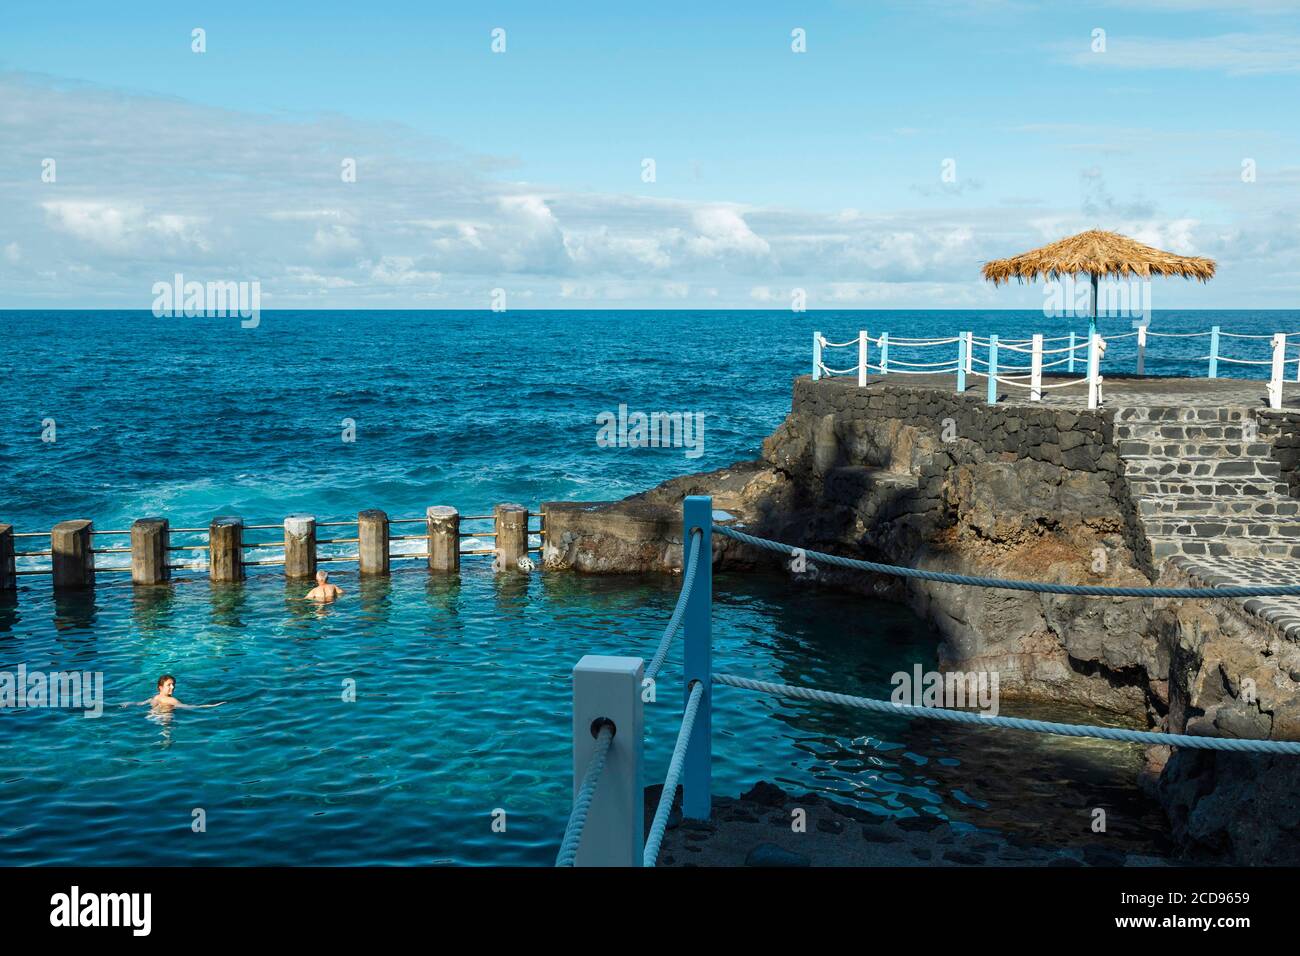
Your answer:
[52,520,94,590]
[130,517,170,585]
[494,503,529,572]
[0,524,14,592]
[571,655,644,866]
[209,516,244,582]
[358,509,390,576]
[426,506,460,573]
[284,514,317,579]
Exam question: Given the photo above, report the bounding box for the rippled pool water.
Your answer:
[0,309,1208,864]
[0,564,1171,865]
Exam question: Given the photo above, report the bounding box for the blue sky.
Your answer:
[2,0,1298,308]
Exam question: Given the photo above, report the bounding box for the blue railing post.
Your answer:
[956,332,967,393]
[812,331,822,381]
[879,332,889,375]
[681,495,712,821]
[1068,330,1076,373]
[986,334,998,405]
[1209,325,1220,379]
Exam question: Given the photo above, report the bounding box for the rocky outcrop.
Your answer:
[1149,560,1300,863]
[546,377,1158,717]
[542,375,1300,863]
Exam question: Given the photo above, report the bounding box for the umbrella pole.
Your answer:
[1089,273,1098,343]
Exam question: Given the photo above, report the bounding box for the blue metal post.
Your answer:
[812,331,822,381]
[879,332,889,375]
[1209,325,1220,379]
[681,495,712,821]
[1068,331,1076,373]
[986,334,998,405]
[956,332,967,393]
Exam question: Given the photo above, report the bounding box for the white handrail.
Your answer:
[812,325,1290,410]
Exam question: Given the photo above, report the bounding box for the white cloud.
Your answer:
[3,70,1298,308]
[686,207,772,260]
[309,224,363,262]
[1063,33,1300,75]
[366,256,441,286]
[40,200,210,253]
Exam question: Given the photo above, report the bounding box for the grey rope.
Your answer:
[645,530,703,682]
[555,722,615,867]
[714,674,1300,754]
[714,524,1300,598]
[643,681,705,867]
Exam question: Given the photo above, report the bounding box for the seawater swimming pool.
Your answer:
[0,562,1172,865]
[0,308,1241,865]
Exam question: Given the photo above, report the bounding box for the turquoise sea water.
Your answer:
[2,309,1294,865]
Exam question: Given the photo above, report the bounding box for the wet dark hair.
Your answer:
[157,674,175,690]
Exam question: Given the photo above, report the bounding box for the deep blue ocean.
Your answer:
[1,309,1294,865]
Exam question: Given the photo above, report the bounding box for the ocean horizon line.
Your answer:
[4,306,1298,314]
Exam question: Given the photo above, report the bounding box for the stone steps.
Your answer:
[1122,455,1281,479]
[1148,535,1300,561]
[1113,401,1300,565]
[1127,478,1289,498]
[1112,405,1252,424]
[1113,422,1249,442]
[1142,517,1300,539]
[1135,495,1300,518]
[1116,440,1271,459]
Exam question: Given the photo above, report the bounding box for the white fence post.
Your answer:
[1068,330,1077,373]
[956,332,967,393]
[571,655,644,866]
[812,331,822,381]
[964,331,974,374]
[1269,332,1285,410]
[986,334,998,406]
[858,330,868,387]
[1087,333,1102,410]
[1136,324,1147,375]
[1030,333,1043,401]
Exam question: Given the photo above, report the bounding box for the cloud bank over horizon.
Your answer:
[1,29,1296,312]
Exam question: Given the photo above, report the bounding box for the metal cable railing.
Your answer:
[643,680,705,867]
[714,673,1300,755]
[555,722,616,867]
[558,496,1300,868]
[644,530,703,682]
[713,523,1300,598]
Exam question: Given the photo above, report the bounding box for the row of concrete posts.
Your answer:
[0,504,535,592]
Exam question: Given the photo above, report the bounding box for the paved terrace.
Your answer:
[843,371,1300,642]
[844,371,1300,410]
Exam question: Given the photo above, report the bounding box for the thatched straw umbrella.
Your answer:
[982,229,1216,341]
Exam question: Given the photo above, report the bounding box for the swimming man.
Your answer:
[306,569,344,603]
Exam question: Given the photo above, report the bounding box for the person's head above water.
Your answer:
[315,570,329,585]
[157,674,176,696]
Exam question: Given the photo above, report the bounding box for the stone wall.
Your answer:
[1260,408,1300,498]
[789,377,1118,478]
[786,377,1158,579]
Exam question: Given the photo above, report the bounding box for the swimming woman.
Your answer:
[127,675,224,711]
